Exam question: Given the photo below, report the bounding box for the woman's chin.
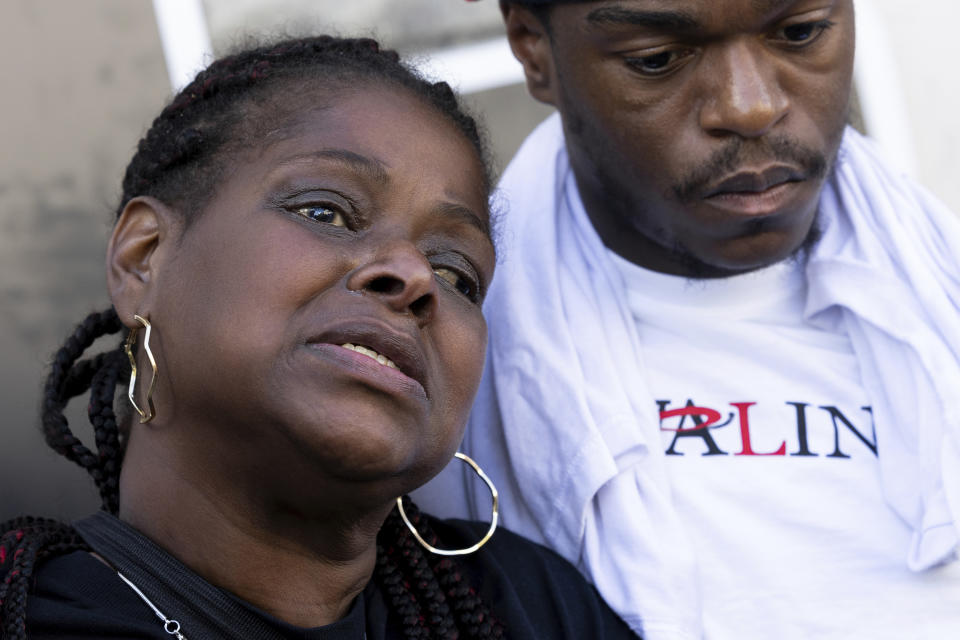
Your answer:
[277,424,453,496]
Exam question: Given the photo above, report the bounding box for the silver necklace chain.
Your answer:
[116,570,188,639]
[115,569,368,639]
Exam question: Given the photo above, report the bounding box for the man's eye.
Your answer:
[295,206,347,227]
[775,20,834,46]
[625,49,692,76]
[434,267,479,302]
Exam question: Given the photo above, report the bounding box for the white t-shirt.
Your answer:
[610,251,960,639]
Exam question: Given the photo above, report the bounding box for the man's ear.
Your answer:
[501,2,557,106]
[106,197,180,328]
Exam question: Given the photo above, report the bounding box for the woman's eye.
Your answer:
[774,20,834,46]
[434,267,479,303]
[625,48,692,76]
[294,205,347,228]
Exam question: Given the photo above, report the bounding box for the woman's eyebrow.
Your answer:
[274,148,390,184]
[270,150,489,237]
[434,201,490,238]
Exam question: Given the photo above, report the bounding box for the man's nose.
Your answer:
[346,241,438,326]
[699,39,790,139]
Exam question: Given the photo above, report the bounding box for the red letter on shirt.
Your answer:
[732,402,786,456]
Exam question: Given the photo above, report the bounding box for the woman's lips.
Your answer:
[306,320,428,386]
[305,342,428,401]
[341,342,401,369]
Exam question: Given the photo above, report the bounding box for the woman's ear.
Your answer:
[500,2,558,106]
[106,197,181,327]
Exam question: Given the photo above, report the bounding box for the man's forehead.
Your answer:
[514,0,815,12]
[508,0,795,5]
[553,0,839,29]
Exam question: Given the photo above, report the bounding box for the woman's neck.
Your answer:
[118,431,391,628]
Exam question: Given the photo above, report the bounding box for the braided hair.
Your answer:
[1,36,502,640]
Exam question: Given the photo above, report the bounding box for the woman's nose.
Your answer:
[699,39,790,139]
[346,242,438,325]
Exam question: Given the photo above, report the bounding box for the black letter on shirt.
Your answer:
[787,401,818,457]
[659,399,731,457]
[820,405,878,458]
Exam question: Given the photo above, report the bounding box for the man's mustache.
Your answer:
[673,137,829,203]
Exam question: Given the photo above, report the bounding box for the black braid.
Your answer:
[87,348,126,515]
[375,499,505,640]
[0,311,128,639]
[40,308,126,513]
[6,35,503,640]
[377,507,456,639]
[0,518,88,640]
[115,35,491,224]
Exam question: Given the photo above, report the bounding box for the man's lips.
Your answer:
[702,166,806,217]
[704,166,804,198]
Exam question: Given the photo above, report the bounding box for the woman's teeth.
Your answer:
[341,343,399,369]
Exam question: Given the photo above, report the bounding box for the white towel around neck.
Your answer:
[462,113,960,639]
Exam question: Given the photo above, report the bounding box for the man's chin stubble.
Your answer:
[665,215,824,280]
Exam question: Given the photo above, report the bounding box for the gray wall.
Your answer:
[871,0,960,208]
[0,0,169,519]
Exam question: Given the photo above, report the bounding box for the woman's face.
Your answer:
[140,84,494,505]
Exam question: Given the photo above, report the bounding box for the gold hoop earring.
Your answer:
[397,452,499,556]
[124,314,158,424]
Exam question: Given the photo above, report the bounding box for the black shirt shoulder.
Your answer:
[20,518,638,639]
[26,550,167,639]
[430,518,639,639]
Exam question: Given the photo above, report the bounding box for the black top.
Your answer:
[25,512,638,639]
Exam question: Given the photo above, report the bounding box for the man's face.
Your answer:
[507,0,855,276]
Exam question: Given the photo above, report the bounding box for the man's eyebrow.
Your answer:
[276,148,389,184]
[434,201,490,238]
[751,0,800,15]
[585,6,699,31]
